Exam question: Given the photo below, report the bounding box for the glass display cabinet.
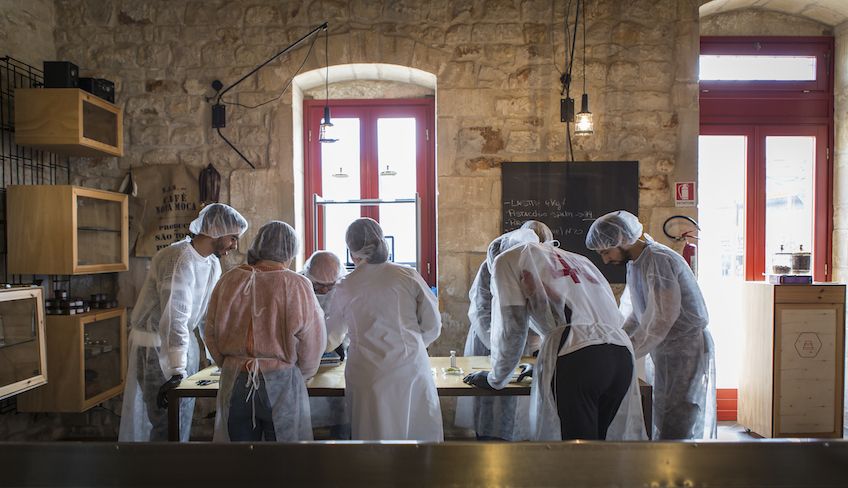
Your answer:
[13,88,123,157]
[17,307,126,412]
[0,287,47,400]
[7,185,128,274]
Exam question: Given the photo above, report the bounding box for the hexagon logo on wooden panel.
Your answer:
[794,332,822,358]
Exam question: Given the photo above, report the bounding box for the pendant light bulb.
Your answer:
[575,93,594,136]
[319,105,338,144]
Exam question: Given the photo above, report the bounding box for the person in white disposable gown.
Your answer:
[464,231,647,441]
[119,203,248,442]
[302,250,349,438]
[326,218,443,441]
[585,210,716,440]
[205,221,326,441]
[455,225,545,440]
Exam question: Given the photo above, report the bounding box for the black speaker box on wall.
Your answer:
[42,61,79,88]
[79,78,115,103]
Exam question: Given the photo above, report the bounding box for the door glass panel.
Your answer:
[765,136,815,273]
[0,294,43,390]
[699,135,746,388]
[377,117,417,266]
[84,316,122,400]
[320,117,361,263]
[76,196,122,267]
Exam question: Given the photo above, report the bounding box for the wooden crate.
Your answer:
[7,185,128,275]
[14,88,123,157]
[740,283,845,438]
[17,308,126,412]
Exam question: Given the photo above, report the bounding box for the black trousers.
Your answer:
[552,343,634,440]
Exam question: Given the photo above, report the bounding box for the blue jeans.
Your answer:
[228,372,277,441]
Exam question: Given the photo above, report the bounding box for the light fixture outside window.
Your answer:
[379,164,397,176]
[331,166,349,178]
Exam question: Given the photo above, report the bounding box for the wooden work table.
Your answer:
[167,355,651,441]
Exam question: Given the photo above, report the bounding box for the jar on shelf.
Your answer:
[771,245,792,275]
[791,245,811,275]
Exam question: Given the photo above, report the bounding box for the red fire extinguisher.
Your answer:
[682,230,697,275]
[663,215,700,275]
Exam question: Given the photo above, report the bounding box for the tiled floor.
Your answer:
[716,421,761,441]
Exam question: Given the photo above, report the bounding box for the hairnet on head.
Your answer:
[189,203,248,238]
[487,228,539,270]
[520,220,554,243]
[247,221,298,265]
[346,218,389,264]
[304,251,346,284]
[585,210,643,251]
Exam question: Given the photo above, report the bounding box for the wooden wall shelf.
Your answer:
[17,308,126,412]
[7,185,129,275]
[14,88,123,157]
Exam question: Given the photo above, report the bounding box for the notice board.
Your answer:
[501,161,639,283]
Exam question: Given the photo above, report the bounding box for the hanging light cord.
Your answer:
[563,0,581,162]
[324,26,330,106]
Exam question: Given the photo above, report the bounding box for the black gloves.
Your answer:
[463,370,494,390]
[517,363,533,382]
[156,374,184,409]
[334,344,346,362]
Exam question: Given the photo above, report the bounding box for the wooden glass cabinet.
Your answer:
[17,308,126,412]
[0,287,47,400]
[7,185,128,274]
[13,88,123,157]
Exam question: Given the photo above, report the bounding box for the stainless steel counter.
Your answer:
[1,440,846,487]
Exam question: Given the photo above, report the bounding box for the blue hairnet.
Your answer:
[247,221,298,265]
[189,203,248,238]
[585,210,643,250]
[345,218,389,264]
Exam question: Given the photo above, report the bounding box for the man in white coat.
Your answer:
[118,203,248,442]
[326,218,443,441]
[464,232,646,440]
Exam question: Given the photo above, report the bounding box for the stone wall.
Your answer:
[835,22,848,283]
[700,8,833,36]
[0,0,702,439]
[0,0,55,67]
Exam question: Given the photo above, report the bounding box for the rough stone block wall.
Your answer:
[834,22,848,284]
[0,0,56,67]
[1,0,701,439]
[700,8,833,36]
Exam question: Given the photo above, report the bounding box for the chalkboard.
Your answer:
[502,161,639,283]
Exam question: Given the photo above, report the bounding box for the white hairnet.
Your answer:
[520,220,554,243]
[189,203,248,238]
[247,221,298,265]
[487,228,539,270]
[585,210,643,251]
[303,251,346,284]
[345,218,389,264]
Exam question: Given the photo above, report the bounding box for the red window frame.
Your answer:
[700,37,834,282]
[303,98,437,286]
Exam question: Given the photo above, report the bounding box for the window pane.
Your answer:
[377,117,417,266]
[765,136,815,272]
[320,118,361,262]
[700,55,816,81]
[698,135,746,388]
